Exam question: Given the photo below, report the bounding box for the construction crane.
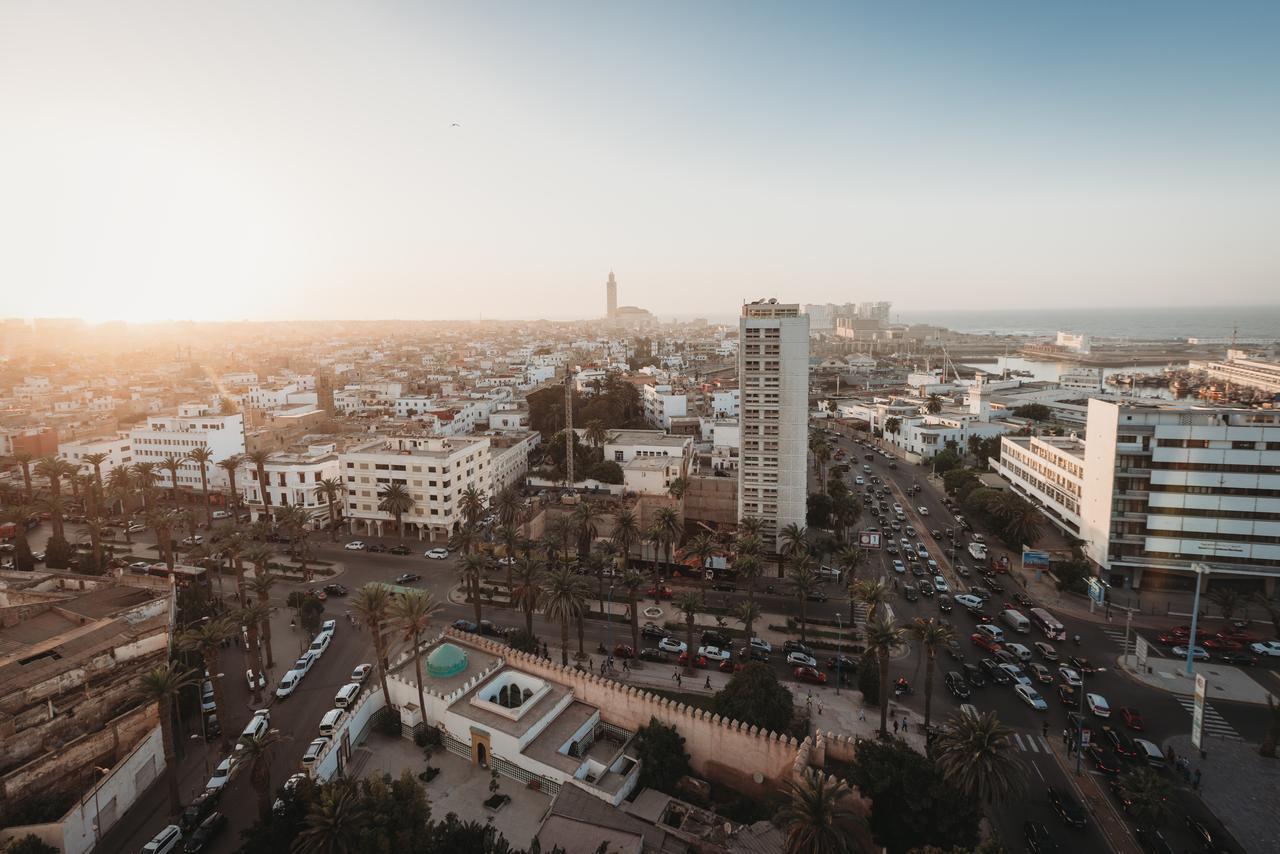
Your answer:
[564,368,575,488]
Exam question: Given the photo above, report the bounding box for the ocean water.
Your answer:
[893,305,1280,341]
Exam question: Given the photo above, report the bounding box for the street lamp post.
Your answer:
[1186,562,1209,676]
[607,584,615,670]
[834,612,843,695]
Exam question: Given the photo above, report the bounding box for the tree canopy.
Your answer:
[1013,403,1052,421]
[633,717,691,795]
[712,663,795,734]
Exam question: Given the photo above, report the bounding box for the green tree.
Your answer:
[1013,403,1051,421]
[137,663,198,813]
[711,662,793,733]
[653,505,682,583]
[684,532,716,605]
[845,737,981,852]
[159,452,187,505]
[1,504,36,571]
[351,583,393,705]
[632,717,691,794]
[391,589,442,731]
[246,546,277,668]
[907,617,954,729]
[1116,767,1176,829]
[776,770,869,854]
[458,552,486,628]
[292,780,368,854]
[733,599,763,651]
[35,456,76,539]
[778,522,808,579]
[883,417,901,437]
[611,508,639,572]
[790,558,820,642]
[925,393,943,414]
[931,448,962,474]
[315,477,345,541]
[217,454,244,516]
[177,617,236,750]
[676,592,701,675]
[377,483,414,541]
[512,556,544,635]
[247,450,274,520]
[864,615,903,737]
[543,566,589,666]
[857,652,880,706]
[239,728,287,821]
[622,568,646,654]
[934,710,1025,805]
[2,835,59,854]
[807,492,834,529]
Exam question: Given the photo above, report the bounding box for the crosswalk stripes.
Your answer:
[1010,732,1053,753]
[1099,626,1163,656]
[1173,696,1242,741]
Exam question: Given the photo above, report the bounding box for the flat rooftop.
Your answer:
[606,430,690,447]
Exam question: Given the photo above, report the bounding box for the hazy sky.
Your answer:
[2,2,1277,322]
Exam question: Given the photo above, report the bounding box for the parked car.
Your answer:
[826,655,857,671]
[308,633,332,658]
[344,541,366,551]
[782,640,813,657]
[180,792,220,832]
[641,622,669,639]
[424,548,450,559]
[1217,650,1258,666]
[142,824,183,854]
[245,669,266,691]
[1119,706,1145,730]
[1086,693,1111,718]
[206,757,237,794]
[657,637,687,654]
[786,650,818,668]
[1172,645,1210,661]
[388,544,412,556]
[676,651,708,668]
[1250,640,1280,657]
[639,647,670,663]
[961,662,985,687]
[945,671,971,699]
[1048,786,1088,828]
[183,811,227,853]
[793,665,827,685]
[351,663,373,683]
[452,619,479,633]
[698,645,731,662]
[748,637,773,654]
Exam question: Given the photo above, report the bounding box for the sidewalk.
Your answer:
[1113,654,1274,706]
[1164,734,1276,854]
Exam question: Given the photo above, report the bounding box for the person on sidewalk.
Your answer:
[858,707,866,722]
[704,675,711,690]
[1193,768,1201,791]
[893,719,899,734]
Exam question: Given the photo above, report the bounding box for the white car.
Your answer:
[932,575,949,593]
[212,510,231,520]
[998,663,1031,686]
[425,548,449,560]
[786,651,818,668]
[657,637,687,654]
[321,619,337,634]
[892,560,906,574]
[344,541,366,551]
[1015,684,1048,711]
[918,506,929,516]
[275,670,303,699]
[1173,645,1209,661]
[351,663,373,683]
[854,476,865,485]
[308,632,332,658]
[206,756,236,793]
[294,651,318,675]
[893,504,903,514]
[245,669,266,691]
[1058,666,1082,687]
[954,593,983,610]
[1086,692,1111,717]
[127,523,147,533]
[496,556,517,566]
[1251,640,1280,657]
[301,736,329,767]
[200,680,216,713]
[748,637,773,654]
[698,645,731,662]
[1034,642,1058,661]
[181,535,204,545]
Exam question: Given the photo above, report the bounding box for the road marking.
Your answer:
[1029,757,1045,780]
[1173,696,1242,740]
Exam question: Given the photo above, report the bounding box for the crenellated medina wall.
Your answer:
[439,630,803,795]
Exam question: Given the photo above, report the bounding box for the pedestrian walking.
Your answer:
[902,716,909,733]
[817,699,824,716]
[588,657,593,670]
[704,676,711,690]
[672,668,678,682]
[893,719,899,734]
[676,673,682,688]
[1042,722,1048,739]
[1193,768,1201,791]
[858,707,866,722]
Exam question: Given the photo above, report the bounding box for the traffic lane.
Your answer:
[988,746,1112,854]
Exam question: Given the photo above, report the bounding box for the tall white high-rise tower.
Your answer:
[738,299,809,550]
[606,271,618,320]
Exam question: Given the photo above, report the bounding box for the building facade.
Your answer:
[59,434,133,479]
[738,301,809,548]
[992,434,1086,536]
[238,443,343,526]
[127,406,245,491]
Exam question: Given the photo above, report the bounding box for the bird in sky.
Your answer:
[451,122,461,127]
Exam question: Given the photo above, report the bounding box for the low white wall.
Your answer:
[313,685,386,782]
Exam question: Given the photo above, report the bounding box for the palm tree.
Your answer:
[936,710,1025,804]
[543,566,589,666]
[458,484,486,532]
[925,393,943,414]
[351,583,394,705]
[734,599,763,649]
[676,592,700,675]
[160,452,187,505]
[666,477,689,502]
[830,491,860,543]
[137,663,198,812]
[106,466,133,519]
[883,417,901,438]
[459,552,487,628]
[611,508,639,572]
[246,450,274,521]
[851,578,892,622]
[390,589,442,730]
[239,602,269,703]
[81,451,109,505]
[811,441,831,492]
[294,781,368,853]
[990,492,1044,548]
[735,553,763,632]
[35,455,75,539]
[778,522,808,579]
[645,520,667,602]
[218,528,248,607]
[239,728,287,821]
[547,514,575,569]
[776,771,868,854]
[188,446,216,528]
[147,509,178,569]
[495,522,519,595]
[908,617,954,728]
[132,461,159,511]
[178,617,236,749]
[10,450,33,499]
[622,569,646,655]
[583,419,609,453]
[1116,767,1176,829]
[863,615,904,736]
[512,557,544,635]
[494,486,522,528]
[684,533,716,605]
[654,505,682,579]
[247,548,276,668]
[377,482,414,541]
[573,500,602,563]
[217,454,244,517]
[790,558,820,642]
[315,477,344,540]
[1,503,36,571]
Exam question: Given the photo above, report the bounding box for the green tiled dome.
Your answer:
[427,643,468,678]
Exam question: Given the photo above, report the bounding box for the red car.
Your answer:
[1203,637,1243,652]
[970,633,1002,654]
[1169,626,1211,641]
[647,586,674,600]
[677,652,707,668]
[1156,633,1182,646]
[1119,707,1145,731]
[1219,629,1260,644]
[719,659,746,674]
[613,644,635,659]
[794,666,828,685]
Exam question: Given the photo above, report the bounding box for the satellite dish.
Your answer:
[753,772,764,784]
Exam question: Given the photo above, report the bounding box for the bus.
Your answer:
[1029,607,1066,641]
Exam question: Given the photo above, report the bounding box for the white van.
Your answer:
[241,712,269,743]
[275,670,303,699]
[142,824,182,854]
[1000,609,1031,634]
[1004,642,1033,663]
[319,708,345,737]
[976,624,1005,644]
[334,682,361,708]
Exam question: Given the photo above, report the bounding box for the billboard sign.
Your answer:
[1191,673,1206,750]
[859,529,882,550]
[1087,578,1108,606]
[1135,635,1149,671]
[1022,549,1050,581]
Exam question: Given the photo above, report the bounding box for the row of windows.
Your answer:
[1150,461,1280,474]
[1157,438,1280,450]
[1146,505,1280,522]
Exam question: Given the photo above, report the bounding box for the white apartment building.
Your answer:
[238,442,343,527]
[488,432,540,496]
[623,456,684,496]
[994,399,1280,594]
[709,420,740,473]
[488,405,530,431]
[59,435,133,479]
[602,430,693,471]
[738,300,809,548]
[128,406,245,491]
[340,435,494,540]
[641,384,689,429]
[992,434,1086,536]
[242,383,317,410]
[710,388,740,418]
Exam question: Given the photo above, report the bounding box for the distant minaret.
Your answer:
[606,271,618,320]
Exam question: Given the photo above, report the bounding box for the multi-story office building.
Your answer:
[238,442,343,527]
[59,434,133,479]
[995,399,1280,594]
[738,300,809,549]
[339,435,494,541]
[128,405,245,491]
